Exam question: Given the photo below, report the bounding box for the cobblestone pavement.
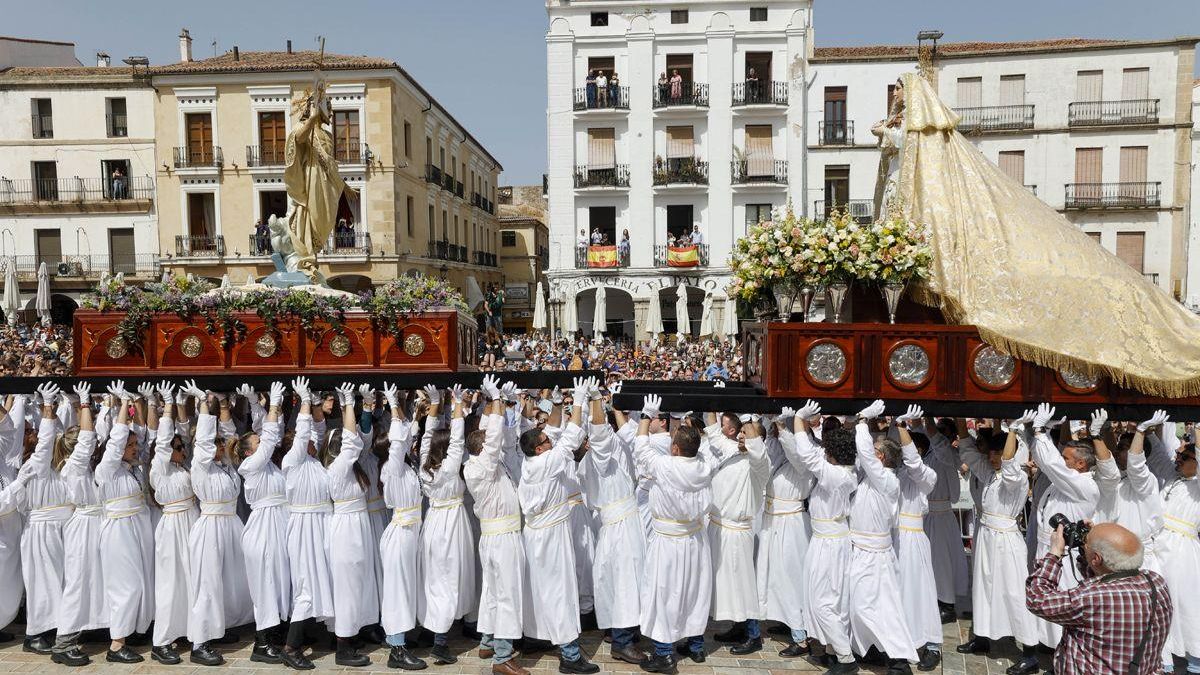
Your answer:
[0,617,1055,674]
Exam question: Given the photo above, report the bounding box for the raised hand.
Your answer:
[797,399,821,421]
[36,382,62,406]
[500,381,519,401]
[1137,409,1169,433]
[713,380,726,388]
[609,381,622,396]
[157,380,175,404]
[105,380,128,401]
[896,404,924,425]
[480,375,501,401]
[181,379,205,401]
[550,386,564,405]
[383,383,400,410]
[572,377,590,402]
[422,384,442,405]
[641,394,661,419]
[857,399,885,421]
[268,382,286,408]
[1011,408,1037,430]
[235,383,255,401]
[449,384,465,405]
[137,382,156,402]
[357,383,375,403]
[335,383,356,406]
[291,376,311,401]
[72,382,92,403]
[1032,403,1057,430]
[1088,409,1109,437]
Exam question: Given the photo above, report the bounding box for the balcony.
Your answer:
[175,234,226,258]
[654,82,709,109]
[732,80,788,107]
[575,245,629,269]
[473,251,498,267]
[455,181,464,199]
[325,231,372,256]
[732,159,787,185]
[106,113,128,138]
[31,114,53,139]
[334,143,366,165]
[955,104,1035,133]
[442,172,456,193]
[426,164,443,185]
[813,199,874,223]
[574,86,630,111]
[818,120,854,146]
[574,164,630,189]
[248,233,273,256]
[1068,99,1159,127]
[1143,272,1160,286]
[653,158,708,186]
[427,240,468,263]
[1064,182,1161,209]
[0,176,154,214]
[654,243,709,268]
[473,193,495,214]
[246,144,287,167]
[4,254,160,280]
[173,146,223,169]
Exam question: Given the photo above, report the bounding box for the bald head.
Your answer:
[1085,522,1143,574]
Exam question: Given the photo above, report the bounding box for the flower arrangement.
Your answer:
[366,275,469,339]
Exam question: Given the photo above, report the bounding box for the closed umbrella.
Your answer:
[2,259,20,326]
[36,262,51,325]
[592,286,606,342]
[464,275,486,314]
[698,292,714,339]
[722,294,738,340]
[675,284,690,340]
[645,292,664,343]
[562,292,578,337]
[532,282,547,332]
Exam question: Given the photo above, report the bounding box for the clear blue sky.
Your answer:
[5,0,1197,184]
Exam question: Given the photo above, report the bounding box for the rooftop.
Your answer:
[0,35,75,47]
[812,35,1199,62]
[150,49,392,75]
[0,65,142,84]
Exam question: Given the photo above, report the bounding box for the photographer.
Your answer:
[1026,521,1172,675]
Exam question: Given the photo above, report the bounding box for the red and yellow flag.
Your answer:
[587,245,619,268]
[667,245,700,268]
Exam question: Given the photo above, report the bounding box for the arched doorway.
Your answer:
[575,287,635,340]
[327,274,373,295]
[657,284,705,337]
[25,294,79,326]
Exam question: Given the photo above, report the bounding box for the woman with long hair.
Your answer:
[182,381,253,666]
[280,376,334,670]
[95,380,155,663]
[418,383,474,665]
[236,381,291,664]
[147,380,197,665]
[324,382,379,667]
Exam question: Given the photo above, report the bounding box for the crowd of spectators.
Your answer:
[0,323,72,377]
[478,333,742,381]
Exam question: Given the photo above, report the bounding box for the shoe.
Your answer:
[612,645,647,665]
[940,606,957,624]
[479,647,495,659]
[1005,656,1041,675]
[674,644,705,663]
[335,645,371,667]
[190,643,225,666]
[714,623,747,643]
[824,661,861,675]
[779,641,811,658]
[51,647,92,667]
[559,655,601,674]
[955,634,993,653]
[861,646,888,666]
[639,653,678,674]
[493,661,531,675]
[388,645,428,670]
[917,648,941,672]
[362,624,387,645]
[106,646,144,663]
[251,641,283,664]
[729,637,762,655]
[22,635,53,655]
[151,644,182,664]
[281,648,316,670]
[430,644,457,665]
[886,658,914,674]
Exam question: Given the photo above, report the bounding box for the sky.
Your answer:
[4,0,1197,185]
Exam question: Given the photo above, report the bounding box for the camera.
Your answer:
[1049,513,1091,549]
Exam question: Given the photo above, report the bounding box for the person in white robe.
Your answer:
[0,394,30,644]
[465,377,531,675]
[95,381,155,663]
[1028,403,1099,649]
[921,420,971,619]
[956,413,1040,675]
[236,382,291,665]
[1092,409,1165,573]
[845,400,917,673]
[633,394,714,673]
[1154,430,1199,673]
[703,412,769,655]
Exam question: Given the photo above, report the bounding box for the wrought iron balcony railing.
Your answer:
[955,104,1035,133]
[574,86,630,111]
[1064,182,1161,209]
[818,120,854,145]
[325,231,372,256]
[653,158,708,186]
[732,159,787,185]
[334,142,366,164]
[173,146,223,168]
[654,82,709,108]
[574,164,630,188]
[575,245,630,269]
[813,199,874,223]
[654,243,709,268]
[1068,99,1159,127]
[106,113,128,138]
[31,114,53,138]
[426,164,443,185]
[175,234,226,258]
[0,176,154,204]
[246,144,287,167]
[732,80,788,106]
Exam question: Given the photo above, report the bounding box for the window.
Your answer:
[745,52,771,82]
[502,231,517,247]
[999,75,1026,106]
[746,203,773,228]
[35,229,62,269]
[956,77,982,108]
[31,98,52,138]
[1119,146,1149,201]
[108,228,136,275]
[744,124,774,177]
[666,205,693,242]
[426,137,433,167]
[665,54,694,84]
[406,196,414,236]
[403,122,412,159]
[185,112,214,164]
[750,7,768,21]
[589,206,616,244]
[590,11,608,26]
[823,165,850,211]
[106,97,128,137]
[1122,68,1150,100]
[102,159,131,199]
[259,190,288,223]
[428,205,435,240]
[32,161,58,201]
[257,111,286,164]
[587,127,616,168]
[1076,70,1103,102]
[1074,147,1103,203]
[998,151,1025,185]
[671,9,688,24]
[186,192,216,239]
[332,110,360,162]
[1115,232,1145,272]
[442,210,448,240]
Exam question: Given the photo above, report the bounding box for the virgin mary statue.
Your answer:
[887,71,1200,398]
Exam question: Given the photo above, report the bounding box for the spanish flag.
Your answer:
[667,245,700,268]
[588,245,619,268]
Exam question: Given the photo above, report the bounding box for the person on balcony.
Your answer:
[609,72,621,107]
[617,230,630,262]
[689,226,704,246]
[745,68,760,103]
[110,167,127,200]
[585,70,597,109]
[669,70,683,103]
[657,72,669,104]
[595,71,608,108]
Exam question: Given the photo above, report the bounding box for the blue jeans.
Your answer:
[386,633,405,648]
[559,639,582,662]
[611,627,636,650]
[790,628,807,644]
[654,635,703,657]
[479,634,514,664]
[745,619,761,640]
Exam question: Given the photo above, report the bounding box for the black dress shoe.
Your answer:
[917,648,941,672]
[729,637,762,655]
[559,655,601,674]
[151,644,182,664]
[824,662,861,675]
[674,644,705,663]
[861,646,888,666]
[779,641,811,658]
[612,645,647,664]
[51,647,91,667]
[251,642,283,664]
[335,645,371,667]
[713,623,747,643]
[430,644,457,665]
[191,643,225,666]
[107,646,145,663]
[388,645,428,670]
[956,635,992,655]
[1005,656,1041,675]
[639,653,678,674]
[281,648,316,670]
[886,659,914,675]
[23,635,53,655]
[940,606,957,624]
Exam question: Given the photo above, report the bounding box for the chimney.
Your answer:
[96,51,110,68]
[179,28,192,62]
[286,39,292,54]
[232,46,240,61]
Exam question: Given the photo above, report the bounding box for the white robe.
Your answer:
[923,431,970,607]
[758,430,814,631]
[704,425,769,622]
[896,438,941,649]
[1157,476,1200,659]
[149,414,197,647]
[0,395,27,629]
[379,417,422,637]
[464,412,527,641]
[238,419,291,631]
[326,423,381,637]
[845,423,916,662]
[20,417,69,635]
[57,429,107,634]
[634,432,715,644]
[635,431,672,539]
[583,420,644,630]
[282,413,336,623]
[95,422,155,639]
[418,417,476,633]
[359,449,390,541]
[1094,451,1163,571]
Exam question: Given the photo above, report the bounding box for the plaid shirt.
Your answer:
[1026,554,1172,675]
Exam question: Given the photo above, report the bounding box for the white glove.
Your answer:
[1045,415,1067,430]
[1032,403,1057,430]
[1010,409,1036,431]
[157,380,176,404]
[268,382,286,408]
[136,382,155,402]
[180,379,205,402]
[423,384,442,405]
[585,376,602,400]
[609,381,622,395]
[309,391,324,406]
[335,383,356,407]
[501,381,519,402]
[104,380,127,402]
[235,383,256,401]
[779,406,796,420]
[550,386,564,405]
[36,382,62,406]
[449,384,465,405]
[480,375,501,401]
[572,377,591,403]
[357,383,375,404]
[1138,409,1169,433]
[72,382,92,404]
[383,383,400,411]
[895,404,924,425]
[641,394,661,419]
[290,376,311,402]
[1088,408,1109,437]
[857,399,885,421]
[713,380,726,388]
[797,399,822,421]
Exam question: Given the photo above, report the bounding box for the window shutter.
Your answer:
[998,151,1025,184]
[667,126,694,158]
[1115,232,1145,272]
[587,128,615,168]
[999,75,1025,106]
[1076,71,1103,102]
[745,125,773,176]
[1119,146,1147,183]
[957,77,982,107]
[1121,68,1149,100]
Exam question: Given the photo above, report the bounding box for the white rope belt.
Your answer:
[104,493,145,520]
[333,496,367,514]
[851,529,893,551]
[289,501,332,514]
[480,513,522,536]
[73,504,103,517]
[250,494,288,510]
[1163,514,1198,539]
[598,495,637,527]
[199,499,237,517]
[710,515,753,531]
[980,511,1019,533]
[159,495,196,515]
[390,505,421,527]
[29,503,74,523]
[898,511,925,533]
[652,517,702,538]
[810,515,850,538]
[525,497,571,530]
[765,495,807,517]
